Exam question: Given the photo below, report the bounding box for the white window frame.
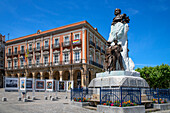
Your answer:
[29,43,32,51]
[14,47,18,54]
[8,48,11,54]
[53,54,59,65]
[14,60,18,69]
[44,56,48,66]
[36,42,40,50]
[20,59,24,68]
[74,32,81,40]
[44,40,49,48]
[8,60,11,69]
[63,52,69,64]
[21,45,24,52]
[36,57,40,66]
[28,58,32,67]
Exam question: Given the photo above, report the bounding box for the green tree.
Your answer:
[135,64,170,89]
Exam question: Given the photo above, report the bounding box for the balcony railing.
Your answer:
[96,45,101,51]
[62,41,70,47]
[6,53,12,56]
[89,60,103,69]
[101,49,105,54]
[19,50,25,54]
[13,51,18,55]
[89,40,95,47]
[52,43,60,49]
[35,46,41,51]
[42,45,49,50]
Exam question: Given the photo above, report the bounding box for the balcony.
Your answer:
[28,48,33,52]
[42,45,49,50]
[101,49,105,54]
[52,43,60,49]
[89,40,95,47]
[62,41,70,47]
[72,39,81,45]
[6,52,12,56]
[89,60,103,69]
[13,51,18,55]
[35,46,41,51]
[19,50,25,54]
[96,45,101,51]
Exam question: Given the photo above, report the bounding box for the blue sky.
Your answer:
[0,0,170,68]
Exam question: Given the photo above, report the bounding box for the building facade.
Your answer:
[0,34,5,88]
[5,21,106,88]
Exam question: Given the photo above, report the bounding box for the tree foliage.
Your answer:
[135,64,170,89]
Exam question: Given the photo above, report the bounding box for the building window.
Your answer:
[29,44,32,51]
[14,60,17,68]
[54,54,59,64]
[75,34,80,39]
[45,41,49,48]
[8,48,11,54]
[36,57,40,65]
[96,55,99,63]
[28,58,32,66]
[90,54,93,61]
[20,59,24,67]
[96,38,98,46]
[90,36,93,42]
[101,59,104,66]
[64,53,69,63]
[44,56,48,65]
[14,47,17,54]
[75,51,80,61]
[55,39,59,45]
[21,46,24,52]
[8,61,11,68]
[37,42,40,49]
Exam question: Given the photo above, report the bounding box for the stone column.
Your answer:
[40,72,43,80]
[49,70,53,79]
[81,70,86,87]
[69,69,73,81]
[17,73,21,88]
[59,71,62,81]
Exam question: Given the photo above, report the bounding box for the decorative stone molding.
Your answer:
[73,46,81,51]
[27,54,33,57]
[62,48,70,53]
[53,50,60,54]
[13,57,18,60]
[35,53,41,56]
[7,58,12,61]
[43,51,49,55]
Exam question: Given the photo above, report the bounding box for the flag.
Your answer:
[73,39,80,44]
[25,49,29,57]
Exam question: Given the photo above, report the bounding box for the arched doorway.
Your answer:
[44,72,49,79]
[73,70,81,88]
[8,74,12,78]
[14,74,18,78]
[28,73,33,78]
[21,73,25,77]
[62,71,70,80]
[53,71,60,80]
[35,72,41,79]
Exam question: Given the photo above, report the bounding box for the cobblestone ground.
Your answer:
[0,89,99,113]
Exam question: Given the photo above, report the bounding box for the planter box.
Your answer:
[71,101,89,107]
[153,103,170,110]
[97,105,145,113]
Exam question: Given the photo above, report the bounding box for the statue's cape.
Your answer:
[108,22,125,43]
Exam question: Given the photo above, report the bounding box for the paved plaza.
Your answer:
[0,89,98,113]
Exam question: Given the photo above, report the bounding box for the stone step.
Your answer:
[83,106,97,111]
[150,110,170,113]
[145,108,160,113]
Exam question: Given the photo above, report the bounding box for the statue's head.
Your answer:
[114,8,121,16]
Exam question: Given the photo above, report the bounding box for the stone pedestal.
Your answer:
[27,95,30,99]
[153,103,170,110]
[71,101,89,107]
[51,97,55,101]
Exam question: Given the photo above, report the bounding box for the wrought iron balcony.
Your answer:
[19,50,25,54]
[6,52,12,56]
[62,41,70,47]
[96,45,101,51]
[89,60,103,69]
[101,49,106,54]
[42,45,49,50]
[89,40,95,47]
[52,43,60,49]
